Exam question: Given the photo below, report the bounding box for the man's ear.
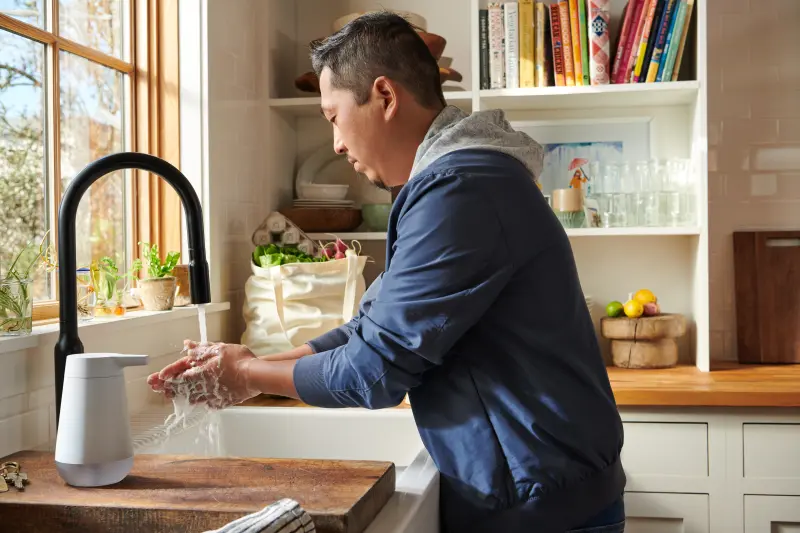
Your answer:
[373,76,398,120]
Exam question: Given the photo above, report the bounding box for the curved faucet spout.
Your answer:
[55,152,211,426]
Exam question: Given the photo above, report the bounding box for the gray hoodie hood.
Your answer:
[410,105,544,181]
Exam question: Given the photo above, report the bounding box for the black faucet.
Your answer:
[55,152,211,427]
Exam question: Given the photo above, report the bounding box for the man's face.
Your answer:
[319,68,390,190]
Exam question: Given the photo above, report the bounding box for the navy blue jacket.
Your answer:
[294,149,625,532]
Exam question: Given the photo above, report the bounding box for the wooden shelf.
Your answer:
[306,228,699,241]
[270,91,473,117]
[567,227,701,237]
[480,81,700,111]
[307,232,387,241]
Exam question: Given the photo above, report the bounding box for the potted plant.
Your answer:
[94,257,142,317]
[138,242,180,311]
[0,240,42,336]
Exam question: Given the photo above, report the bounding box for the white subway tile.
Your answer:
[0,408,50,458]
[752,146,800,171]
[750,174,778,196]
[27,387,54,410]
[0,394,26,420]
[708,173,728,201]
[779,119,800,143]
[0,350,28,399]
[778,173,800,197]
[752,92,800,119]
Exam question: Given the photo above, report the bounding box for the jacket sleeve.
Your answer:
[293,174,514,409]
[306,319,357,353]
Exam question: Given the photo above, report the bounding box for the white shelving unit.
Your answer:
[262,0,708,370]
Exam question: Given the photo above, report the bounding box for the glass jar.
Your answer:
[0,279,33,336]
[76,268,96,322]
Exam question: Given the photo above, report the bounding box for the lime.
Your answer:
[606,301,624,318]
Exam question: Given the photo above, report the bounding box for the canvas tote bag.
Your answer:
[242,251,367,355]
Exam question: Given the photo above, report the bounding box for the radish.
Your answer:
[334,239,348,254]
[334,251,346,260]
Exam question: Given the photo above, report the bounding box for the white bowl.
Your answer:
[298,184,349,201]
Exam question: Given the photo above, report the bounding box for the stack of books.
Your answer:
[479,0,694,89]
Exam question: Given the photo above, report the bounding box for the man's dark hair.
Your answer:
[310,11,446,110]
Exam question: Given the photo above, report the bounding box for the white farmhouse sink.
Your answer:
[133,406,439,533]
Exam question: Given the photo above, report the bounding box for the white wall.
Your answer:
[707,0,800,361]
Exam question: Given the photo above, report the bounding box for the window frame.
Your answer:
[0,0,182,323]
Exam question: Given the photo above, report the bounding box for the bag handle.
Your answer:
[341,253,361,323]
[269,264,291,342]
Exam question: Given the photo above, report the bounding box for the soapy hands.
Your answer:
[147,341,263,409]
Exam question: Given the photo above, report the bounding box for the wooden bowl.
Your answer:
[419,32,446,60]
[279,208,362,233]
[295,66,462,94]
[600,313,687,341]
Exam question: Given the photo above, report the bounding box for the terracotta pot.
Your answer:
[138,277,177,311]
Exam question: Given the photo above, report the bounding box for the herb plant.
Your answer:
[139,242,180,279]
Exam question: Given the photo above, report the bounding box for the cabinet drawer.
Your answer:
[621,423,708,478]
[625,492,709,533]
[745,495,800,533]
[744,424,800,479]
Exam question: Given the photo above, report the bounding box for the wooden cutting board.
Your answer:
[0,451,395,533]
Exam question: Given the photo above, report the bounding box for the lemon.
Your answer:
[624,299,644,318]
[606,301,624,318]
[634,289,657,305]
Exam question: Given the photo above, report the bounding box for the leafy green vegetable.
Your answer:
[253,244,328,267]
[139,242,180,279]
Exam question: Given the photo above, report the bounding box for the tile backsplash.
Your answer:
[707,0,800,361]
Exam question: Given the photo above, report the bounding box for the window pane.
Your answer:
[0,29,49,300]
[60,51,126,270]
[59,0,125,59]
[0,0,45,28]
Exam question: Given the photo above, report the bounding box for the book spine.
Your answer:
[569,0,583,85]
[505,2,520,89]
[611,0,637,81]
[578,0,591,85]
[632,0,660,82]
[659,0,687,81]
[543,5,554,86]
[639,0,665,81]
[558,0,575,86]
[479,9,490,90]
[646,0,676,82]
[670,0,695,81]
[520,0,535,87]
[588,0,611,84]
[616,0,646,83]
[550,3,566,86]
[625,0,652,82]
[535,2,548,86]
[488,3,506,89]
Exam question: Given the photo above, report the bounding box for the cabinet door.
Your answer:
[624,492,709,533]
[745,495,800,533]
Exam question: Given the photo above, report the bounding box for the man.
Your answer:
[149,12,625,532]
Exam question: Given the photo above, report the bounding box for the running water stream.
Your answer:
[138,304,222,455]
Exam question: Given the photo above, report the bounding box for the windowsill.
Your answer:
[0,302,230,355]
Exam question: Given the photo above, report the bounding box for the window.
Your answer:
[0,0,181,321]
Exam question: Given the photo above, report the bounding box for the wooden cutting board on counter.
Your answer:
[0,451,395,533]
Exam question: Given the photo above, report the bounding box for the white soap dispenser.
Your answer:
[55,353,148,487]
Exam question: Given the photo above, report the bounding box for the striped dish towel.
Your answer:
[203,499,315,533]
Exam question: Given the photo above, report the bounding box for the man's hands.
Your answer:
[147,341,262,409]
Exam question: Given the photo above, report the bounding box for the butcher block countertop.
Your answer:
[243,363,800,409]
[0,451,394,533]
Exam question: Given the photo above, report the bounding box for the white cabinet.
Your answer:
[745,496,800,533]
[625,493,709,533]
